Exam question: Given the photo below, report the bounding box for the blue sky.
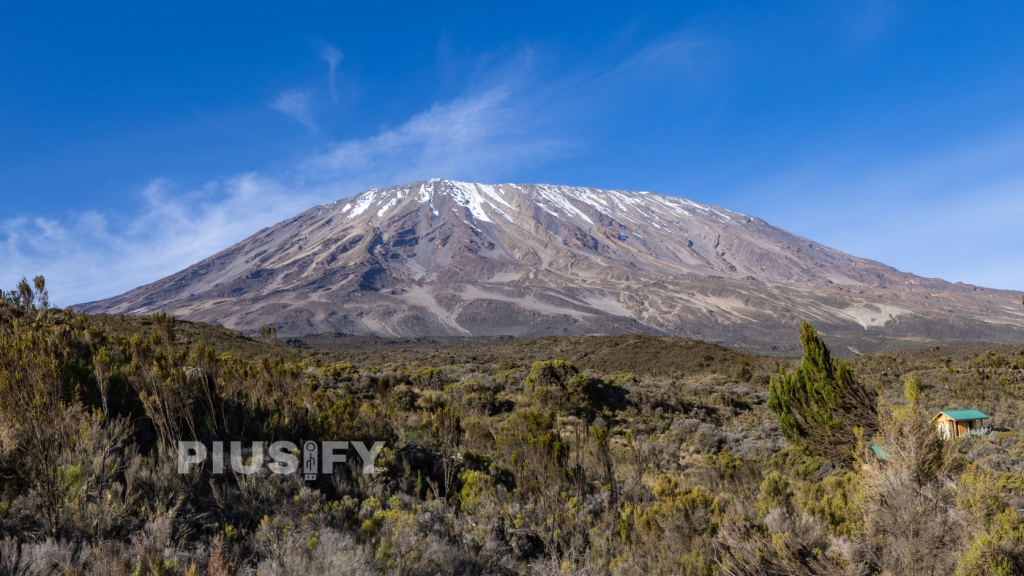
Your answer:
[2,1,1023,304]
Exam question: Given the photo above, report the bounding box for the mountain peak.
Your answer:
[78,180,1024,354]
[321,180,745,232]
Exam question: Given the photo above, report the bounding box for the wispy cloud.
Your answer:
[269,89,317,130]
[1,176,320,305]
[0,65,571,305]
[300,86,570,189]
[0,34,730,306]
[5,16,1015,311]
[319,42,344,102]
[608,30,716,82]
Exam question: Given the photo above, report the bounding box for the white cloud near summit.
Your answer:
[1,176,318,305]
[0,71,568,306]
[300,86,570,189]
[6,30,1020,308]
[0,42,645,307]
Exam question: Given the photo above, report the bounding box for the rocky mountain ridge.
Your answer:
[78,179,1024,353]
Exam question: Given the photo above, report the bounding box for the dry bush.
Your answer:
[0,537,77,576]
[8,279,1024,574]
[717,512,867,576]
[254,521,376,576]
[205,537,236,576]
[858,380,964,575]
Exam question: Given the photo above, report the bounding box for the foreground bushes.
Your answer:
[2,278,1024,574]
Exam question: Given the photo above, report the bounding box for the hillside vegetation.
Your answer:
[3,277,1024,575]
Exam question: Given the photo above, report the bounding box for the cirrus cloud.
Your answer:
[0,68,571,305]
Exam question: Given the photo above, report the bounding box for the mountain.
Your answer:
[77,179,1024,354]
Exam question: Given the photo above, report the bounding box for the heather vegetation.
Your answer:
[3,277,1024,575]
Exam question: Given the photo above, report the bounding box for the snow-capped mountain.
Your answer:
[78,179,1024,353]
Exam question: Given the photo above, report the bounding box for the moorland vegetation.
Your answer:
[2,277,1024,575]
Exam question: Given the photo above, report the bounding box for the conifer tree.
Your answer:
[768,322,877,464]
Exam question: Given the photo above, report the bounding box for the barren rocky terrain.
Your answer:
[78,179,1024,354]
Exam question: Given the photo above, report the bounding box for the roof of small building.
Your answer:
[933,409,989,421]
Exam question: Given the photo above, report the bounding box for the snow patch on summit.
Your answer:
[535,185,595,225]
[348,189,380,218]
[446,181,514,223]
[376,197,398,218]
[418,182,439,218]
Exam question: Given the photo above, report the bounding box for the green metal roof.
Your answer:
[870,444,892,459]
[937,409,989,421]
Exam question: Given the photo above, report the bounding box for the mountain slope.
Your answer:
[78,180,1024,353]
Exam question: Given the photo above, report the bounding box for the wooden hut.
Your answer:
[931,409,990,440]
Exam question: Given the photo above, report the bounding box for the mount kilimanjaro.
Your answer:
[78,179,1024,354]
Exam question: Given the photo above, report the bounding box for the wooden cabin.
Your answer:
[931,409,990,440]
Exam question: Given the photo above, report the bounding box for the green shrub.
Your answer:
[768,322,877,465]
[524,360,579,392]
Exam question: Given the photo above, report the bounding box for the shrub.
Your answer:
[524,360,579,392]
[768,322,877,465]
[410,366,449,390]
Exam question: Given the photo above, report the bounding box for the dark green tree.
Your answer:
[768,322,877,464]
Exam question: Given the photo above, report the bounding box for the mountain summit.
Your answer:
[79,179,1024,353]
